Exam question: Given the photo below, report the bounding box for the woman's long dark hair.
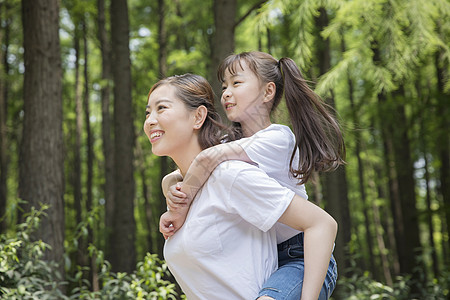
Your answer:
[148,74,227,150]
[217,51,345,184]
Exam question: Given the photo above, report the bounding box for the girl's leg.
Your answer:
[257,258,304,299]
[257,233,304,300]
[257,233,338,300]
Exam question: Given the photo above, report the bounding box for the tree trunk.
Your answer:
[379,86,423,291]
[20,0,65,279]
[73,23,87,286]
[74,27,83,227]
[209,0,236,119]
[109,0,136,273]
[392,88,423,279]
[380,109,404,277]
[156,0,168,259]
[315,8,351,276]
[81,18,96,288]
[97,0,114,254]
[368,175,393,286]
[0,2,7,233]
[348,72,377,279]
[435,50,450,256]
[417,77,440,278]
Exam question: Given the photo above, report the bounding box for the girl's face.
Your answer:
[144,84,198,158]
[220,60,268,125]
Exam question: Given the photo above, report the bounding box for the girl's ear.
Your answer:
[193,105,208,129]
[263,82,276,103]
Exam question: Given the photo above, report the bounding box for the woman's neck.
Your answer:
[171,141,203,177]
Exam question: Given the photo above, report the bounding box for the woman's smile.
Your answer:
[149,130,164,143]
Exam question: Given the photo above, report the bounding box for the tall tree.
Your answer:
[209,0,267,117]
[209,0,237,117]
[314,7,351,277]
[73,20,83,231]
[109,0,136,272]
[20,0,65,277]
[156,0,168,258]
[97,0,114,253]
[0,2,7,233]
[435,46,450,255]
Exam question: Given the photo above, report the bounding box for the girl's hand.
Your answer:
[166,182,188,211]
[160,211,176,239]
[159,209,188,239]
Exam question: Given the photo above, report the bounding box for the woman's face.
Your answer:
[144,84,197,157]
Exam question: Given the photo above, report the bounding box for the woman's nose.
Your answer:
[143,111,157,132]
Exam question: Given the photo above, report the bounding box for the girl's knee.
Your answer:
[257,297,275,300]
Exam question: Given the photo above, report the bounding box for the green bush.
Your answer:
[334,270,449,300]
[0,206,180,300]
[0,205,67,299]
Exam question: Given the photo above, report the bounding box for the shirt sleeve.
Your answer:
[234,125,294,175]
[225,162,295,232]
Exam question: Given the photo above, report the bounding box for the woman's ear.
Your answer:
[193,105,207,129]
[263,82,276,103]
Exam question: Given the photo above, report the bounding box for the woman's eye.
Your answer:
[145,111,150,118]
[157,105,167,110]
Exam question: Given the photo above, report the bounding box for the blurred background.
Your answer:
[0,0,449,299]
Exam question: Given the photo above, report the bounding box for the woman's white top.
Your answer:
[235,124,307,243]
[164,160,295,300]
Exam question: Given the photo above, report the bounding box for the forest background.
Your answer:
[0,0,449,299]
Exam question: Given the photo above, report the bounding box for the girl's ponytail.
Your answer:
[279,57,345,184]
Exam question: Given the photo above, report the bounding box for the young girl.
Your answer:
[145,73,337,300]
[160,52,345,299]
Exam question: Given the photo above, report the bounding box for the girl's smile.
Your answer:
[221,60,272,136]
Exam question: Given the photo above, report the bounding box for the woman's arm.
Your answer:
[278,196,338,300]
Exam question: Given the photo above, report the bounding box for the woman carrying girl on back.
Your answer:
[160,51,345,299]
[145,73,336,300]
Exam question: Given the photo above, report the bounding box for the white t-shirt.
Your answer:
[235,124,307,243]
[164,161,295,300]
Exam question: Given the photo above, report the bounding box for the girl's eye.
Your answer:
[233,81,241,85]
[157,105,167,110]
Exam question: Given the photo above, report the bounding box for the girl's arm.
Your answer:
[160,142,253,238]
[179,142,252,201]
[278,196,338,300]
[161,169,183,198]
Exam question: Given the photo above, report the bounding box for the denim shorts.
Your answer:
[257,232,338,300]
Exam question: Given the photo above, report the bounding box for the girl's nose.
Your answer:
[222,87,231,98]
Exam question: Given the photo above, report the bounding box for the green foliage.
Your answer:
[335,270,450,300]
[0,206,180,300]
[69,251,178,300]
[0,206,67,299]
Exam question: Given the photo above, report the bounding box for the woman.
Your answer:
[144,74,337,300]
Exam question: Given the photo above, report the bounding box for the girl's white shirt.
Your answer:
[235,123,307,243]
[164,160,295,300]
